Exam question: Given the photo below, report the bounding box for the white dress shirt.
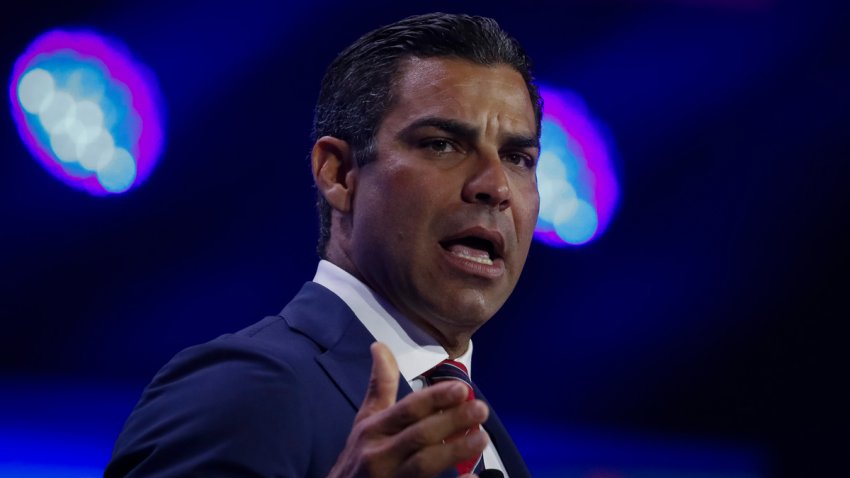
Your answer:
[313,260,507,475]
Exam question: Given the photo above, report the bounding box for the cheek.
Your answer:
[514,183,540,241]
[363,170,432,240]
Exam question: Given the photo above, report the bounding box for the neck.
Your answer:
[405,315,471,359]
[323,251,473,359]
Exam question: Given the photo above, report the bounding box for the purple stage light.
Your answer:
[535,86,619,246]
[9,30,165,195]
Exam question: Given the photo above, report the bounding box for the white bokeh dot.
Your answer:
[537,150,567,180]
[18,68,55,114]
[39,91,76,134]
[75,100,104,137]
[78,129,115,171]
[554,199,598,245]
[50,132,79,163]
[538,176,577,224]
[97,147,136,193]
[64,117,87,144]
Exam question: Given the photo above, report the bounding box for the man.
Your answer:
[107,12,541,477]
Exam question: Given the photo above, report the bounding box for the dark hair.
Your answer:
[312,12,542,258]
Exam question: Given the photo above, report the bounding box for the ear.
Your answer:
[311,136,357,212]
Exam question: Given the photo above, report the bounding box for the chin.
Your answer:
[434,288,507,330]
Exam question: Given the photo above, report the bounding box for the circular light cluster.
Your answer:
[18,68,136,192]
[535,86,619,246]
[9,30,164,195]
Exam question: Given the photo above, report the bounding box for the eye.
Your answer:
[422,139,457,154]
[504,152,536,169]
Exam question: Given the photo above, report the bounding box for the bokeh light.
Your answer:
[8,30,164,195]
[535,86,619,246]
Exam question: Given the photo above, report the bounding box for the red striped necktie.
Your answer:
[423,359,485,475]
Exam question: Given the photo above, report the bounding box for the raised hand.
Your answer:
[328,342,489,478]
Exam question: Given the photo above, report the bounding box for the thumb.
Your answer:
[356,342,399,422]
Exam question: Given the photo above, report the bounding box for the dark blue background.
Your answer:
[2,1,848,476]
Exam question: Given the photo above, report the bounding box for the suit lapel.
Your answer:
[280,282,413,410]
[474,384,532,478]
[281,282,483,478]
[316,316,414,409]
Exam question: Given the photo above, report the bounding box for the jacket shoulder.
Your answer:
[106,315,336,478]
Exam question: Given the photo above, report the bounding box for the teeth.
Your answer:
[451,250,494,265]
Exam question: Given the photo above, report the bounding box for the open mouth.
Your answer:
[439,236,497,266]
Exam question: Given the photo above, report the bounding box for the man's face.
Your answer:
[348,57,540,344]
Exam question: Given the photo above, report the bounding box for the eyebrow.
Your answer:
[397,116,540,150]
[502,134,540,151]
[397,116,478,142]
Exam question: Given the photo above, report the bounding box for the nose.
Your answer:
[462,152,511,210]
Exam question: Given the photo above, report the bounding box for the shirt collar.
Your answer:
[312,260,473,382]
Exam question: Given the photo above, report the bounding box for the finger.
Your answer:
[355,342,400,422]
[376,380,470,434]
[396,427,489,477]
[392,398,489,456]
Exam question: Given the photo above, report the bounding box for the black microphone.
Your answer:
[478,470,504,478]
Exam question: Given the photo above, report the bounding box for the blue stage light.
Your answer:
[535,86,619,246]
[9,30,164,195]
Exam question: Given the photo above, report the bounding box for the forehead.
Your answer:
[383,56,537,135]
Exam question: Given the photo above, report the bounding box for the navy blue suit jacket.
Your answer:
[106,282,530,477]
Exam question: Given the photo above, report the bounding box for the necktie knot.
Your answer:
[423,359,474,400]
